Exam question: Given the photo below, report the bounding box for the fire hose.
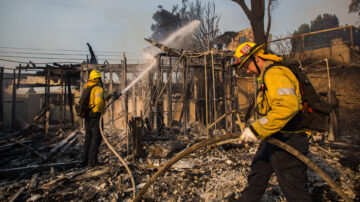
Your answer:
[99,94,137,201]
[132,112,353,202]
[100,95,352,202]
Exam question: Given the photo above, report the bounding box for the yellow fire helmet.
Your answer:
[234,42,283,69]
[89,69,102,80]
[233,42,265,69]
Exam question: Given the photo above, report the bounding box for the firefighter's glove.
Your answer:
[106,92,121,101]
[113,92,121,100]
[105,94,112,101]
[239,127,259,143]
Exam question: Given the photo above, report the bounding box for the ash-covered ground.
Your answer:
[0,121,359,202]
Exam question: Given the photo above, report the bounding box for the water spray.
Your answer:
[97,20,202,200]
[117,20,201,96]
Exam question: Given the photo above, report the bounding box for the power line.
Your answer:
[0,57,145,65]
[0,55,86,60]
[0,58,80,64]
[0,51,105,56]
[0,54,145,61]
[0,46,140,54]
[0,50,141,57]
[0,28,149,33]
[14,0,154,14]
[0,56,145,63]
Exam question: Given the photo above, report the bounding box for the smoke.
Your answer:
[121,20,201,95]
[142,20,201,62]
[161,20,201,48]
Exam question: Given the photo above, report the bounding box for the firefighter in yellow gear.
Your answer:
[86,70,105,113]
[234,42,312,201]
[82,69,105,167]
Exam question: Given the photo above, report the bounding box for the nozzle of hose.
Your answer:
[106,92,122,101]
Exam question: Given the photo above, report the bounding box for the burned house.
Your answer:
[0,24,360,201]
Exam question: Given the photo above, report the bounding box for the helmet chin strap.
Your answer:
[251,55,261,74]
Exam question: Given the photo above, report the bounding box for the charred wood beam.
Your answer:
[144,38,180,56]
[122,54,129,156]
[109,70,114,126]
[0,161,82,179]
[0,140,34,152]
[329,141,360,149]
[35,169,87,190]
[60,136,78,153]
[47,131,79,158]
[0,67,3,129]
[44,68,50,134]
[15,84,63,88]
[17,65,21,89]
[29,173,38,189]
[16,64,81,70]
[11,69,17,130]
[72,167,110,181]
[59,69,64,128]
[67,77,74,127]
[87,43,98,64]
[8,187,25,202]
[36,167,109,192]
[16,131,80,179]
[8,140,46,161]
[129,117,145,158]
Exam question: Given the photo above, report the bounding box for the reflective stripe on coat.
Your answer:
[84,81,105,113]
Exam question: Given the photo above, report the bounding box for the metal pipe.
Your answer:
[211,51,217,129]
[270,25,354,43]
[325,59,331,91]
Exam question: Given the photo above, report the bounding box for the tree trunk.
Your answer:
[232,0,267,44]
[250,19,266,44]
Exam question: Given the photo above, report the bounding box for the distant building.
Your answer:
[226,28,255,51]
[214,28,271,51]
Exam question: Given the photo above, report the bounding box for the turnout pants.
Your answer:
[239,132,312,202]
[83,115,102,167]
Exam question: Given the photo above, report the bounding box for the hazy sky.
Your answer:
[0,0,358,69]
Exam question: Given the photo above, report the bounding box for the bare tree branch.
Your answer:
[232,0,251,17]
[265,0,275,48]
[151,0,220,51]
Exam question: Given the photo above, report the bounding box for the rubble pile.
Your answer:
[0,123,359,201]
